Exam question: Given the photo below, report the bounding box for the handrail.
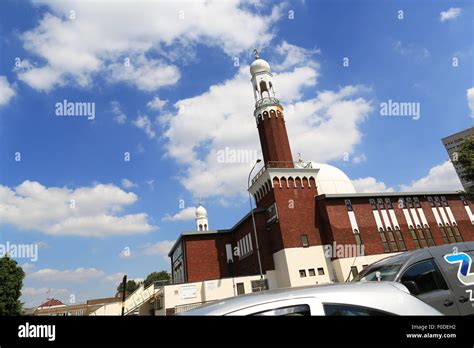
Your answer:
[124,282,165,315]
[255,97,280,109]
[250,161,313,185]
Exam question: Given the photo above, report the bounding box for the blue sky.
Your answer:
[0,0,472,307]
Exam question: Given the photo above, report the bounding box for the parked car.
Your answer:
[353,241,474,315]
[181,281,441,316]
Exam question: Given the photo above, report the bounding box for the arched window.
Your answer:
[259,81,269,97]
[204,224,207,230]
[199,224,203,231]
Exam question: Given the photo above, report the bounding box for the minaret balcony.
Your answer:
[248,161,319,203]
[254,97,281,113]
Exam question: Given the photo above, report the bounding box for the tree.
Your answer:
[116,279,139,295]
[143,271,170,288]
[458,136,474,201]
[0,256,25,315]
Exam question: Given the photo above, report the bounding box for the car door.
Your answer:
[226,297,325,316]
[429,243,474,315]
[399,258,460,315]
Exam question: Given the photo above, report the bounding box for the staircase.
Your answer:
[123,281,168,316]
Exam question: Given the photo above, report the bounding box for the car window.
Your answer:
[251,304,311,316]
[353,265,401,282]
[323,303,393,316]
[400,259,448,294]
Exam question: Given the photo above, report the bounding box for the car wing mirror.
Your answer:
[402,281,420,296]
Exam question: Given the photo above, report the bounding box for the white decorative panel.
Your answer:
[348,211,360,233]
[380,210,392,230]
[402,209,414,228]
[431,208,443,226]
[388,210,400,229]
[464,205,474,224]
[445,207,457,226]
[409,208,421,228]
[372,211,384,231]
[417,208,429,227]
[438,207,450,225]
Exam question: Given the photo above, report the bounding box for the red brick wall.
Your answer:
[271,177,321,249]
[184,234,232,283]
[320,194,474,259]
[256,108,293,166]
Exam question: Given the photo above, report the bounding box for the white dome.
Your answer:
[307,162,356,195]
[196,204,207,218]
[250,58,271,75]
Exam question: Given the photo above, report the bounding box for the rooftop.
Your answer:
[316,191,462,200]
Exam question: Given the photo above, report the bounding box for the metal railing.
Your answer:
[250,161,313,184]
[255,97,280,110]
[123,281,168,315]
[174,300,217,314]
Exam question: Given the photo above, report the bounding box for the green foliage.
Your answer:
[116,279,139,295]
[458,136,474,201]
[0,256,25,315]
[143,271,170,288]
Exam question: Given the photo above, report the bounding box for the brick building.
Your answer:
[33,297,122,316]
[168,53,474,293]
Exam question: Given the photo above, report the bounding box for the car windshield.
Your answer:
[353,264,401,282]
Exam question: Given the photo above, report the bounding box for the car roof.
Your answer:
[180,281,440,316]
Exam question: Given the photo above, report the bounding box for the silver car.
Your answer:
[181,281,442,316]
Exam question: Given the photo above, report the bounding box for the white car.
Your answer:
[181,281,442,316]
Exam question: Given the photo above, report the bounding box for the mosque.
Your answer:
[165,53,474,310]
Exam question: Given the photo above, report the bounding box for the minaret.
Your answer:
[250,50,294,168]
[195,203,209,231]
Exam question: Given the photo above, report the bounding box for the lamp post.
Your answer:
[248,159,264,290]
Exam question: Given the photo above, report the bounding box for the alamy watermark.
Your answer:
[0,242,38,262]
[216,147,258,164]
[55,99,95,120]
[380,99,420,120]
[324,242,365,258]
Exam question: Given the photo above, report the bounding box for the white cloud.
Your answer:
[17,1,282,91]
[107,55,180,92]
[22,287,70,308]
[147,96,168,110]
[440,8,462,22]
[352,177,395,193]
[394,41,430,60]
[0,76,16,106]
[103,272,128,284]
[121,178,137,189]
[400,160,463,192]
[467,87,474,118]
[22,287,69,297]
[20,262,37,274]
[133,114,156,139]
[162,207,196,221]
[28,267,105,283]
[274,41,320,71]
[141,240,175,261]
[0,180,156,237]
[161,50,372,199]
[111,101,126,124]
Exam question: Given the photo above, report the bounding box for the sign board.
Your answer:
[207,281,217,291]
[180,284,197,299]
[266,203,278,225]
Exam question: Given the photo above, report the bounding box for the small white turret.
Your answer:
[195,203,209,231]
